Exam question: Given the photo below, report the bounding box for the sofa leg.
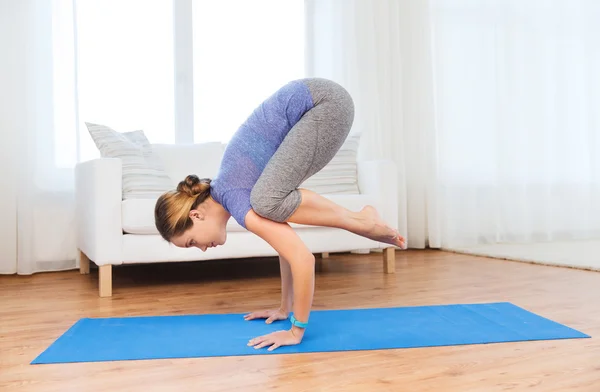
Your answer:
[383,247,395,274]
[99,265,112,297]
[79,249,90,275]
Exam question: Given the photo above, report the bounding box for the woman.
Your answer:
[154,78,406,352]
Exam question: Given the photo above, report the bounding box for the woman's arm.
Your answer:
[278,255,294,313]
[243,255,293,323]
[244,209,315,345]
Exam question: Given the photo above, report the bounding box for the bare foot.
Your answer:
[357,206,407,249]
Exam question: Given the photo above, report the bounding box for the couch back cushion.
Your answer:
[154,135,360,194]
[86,120,359,201]
[152,142,226,186]
[300,133,360,194]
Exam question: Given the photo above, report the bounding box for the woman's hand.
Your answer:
[244,210,315,352]
[248,328,303,351]
[244,308,288,324]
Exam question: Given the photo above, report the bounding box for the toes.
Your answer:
[397,236,407,249]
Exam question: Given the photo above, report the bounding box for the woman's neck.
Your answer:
[206,196,231,223]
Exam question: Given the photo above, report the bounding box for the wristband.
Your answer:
[290,315,308,328]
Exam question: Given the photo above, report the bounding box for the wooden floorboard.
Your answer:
[1,249,599,391]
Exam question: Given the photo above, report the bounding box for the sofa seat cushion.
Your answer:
[122,194,379,235]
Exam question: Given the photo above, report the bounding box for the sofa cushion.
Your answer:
[122,193,380,235]
[85,122,174,199]
[300,133,361,195]
[152,142,225,186]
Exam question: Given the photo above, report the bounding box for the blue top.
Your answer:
[210,80,314,228]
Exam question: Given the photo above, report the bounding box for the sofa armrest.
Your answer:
[357,159,399,233]
[75,158,123,265]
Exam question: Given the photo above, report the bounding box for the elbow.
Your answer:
[306,253,316,268]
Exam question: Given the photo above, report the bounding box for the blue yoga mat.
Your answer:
[31,302,589,364]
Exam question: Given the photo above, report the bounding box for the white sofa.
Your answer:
[74,142,399,297]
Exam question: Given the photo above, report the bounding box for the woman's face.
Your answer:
[170,210,227,252]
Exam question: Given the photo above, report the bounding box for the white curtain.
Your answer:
[1,0,78,274]
[0,0,25,273]
[306,0,600,257]
[305,0,438,248]
[431,0,600,249]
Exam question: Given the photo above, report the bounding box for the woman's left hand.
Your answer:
[248,329,302,351]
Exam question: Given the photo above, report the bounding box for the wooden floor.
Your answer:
[1,250,599,392]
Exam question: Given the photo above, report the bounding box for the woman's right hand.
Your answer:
[244,308,289,324]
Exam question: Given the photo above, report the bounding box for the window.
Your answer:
[53,0,305,167]
[192,0,305,142]
[75,0,176,166]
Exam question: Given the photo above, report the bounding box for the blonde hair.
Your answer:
[154,174,212,242]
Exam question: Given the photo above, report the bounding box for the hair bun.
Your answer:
[177,174,211,198]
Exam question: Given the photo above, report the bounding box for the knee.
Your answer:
[250,186,280,221]
[301,253,316,270]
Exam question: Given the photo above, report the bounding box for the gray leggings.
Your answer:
[249,78,355,222]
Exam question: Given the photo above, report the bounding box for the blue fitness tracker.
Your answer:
[290,315,308,328]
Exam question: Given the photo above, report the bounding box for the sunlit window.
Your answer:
[53,0,305,167]
[75,0,175,165]
[192,0,305,142]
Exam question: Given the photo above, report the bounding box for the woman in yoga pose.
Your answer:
[154,78,406,351]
